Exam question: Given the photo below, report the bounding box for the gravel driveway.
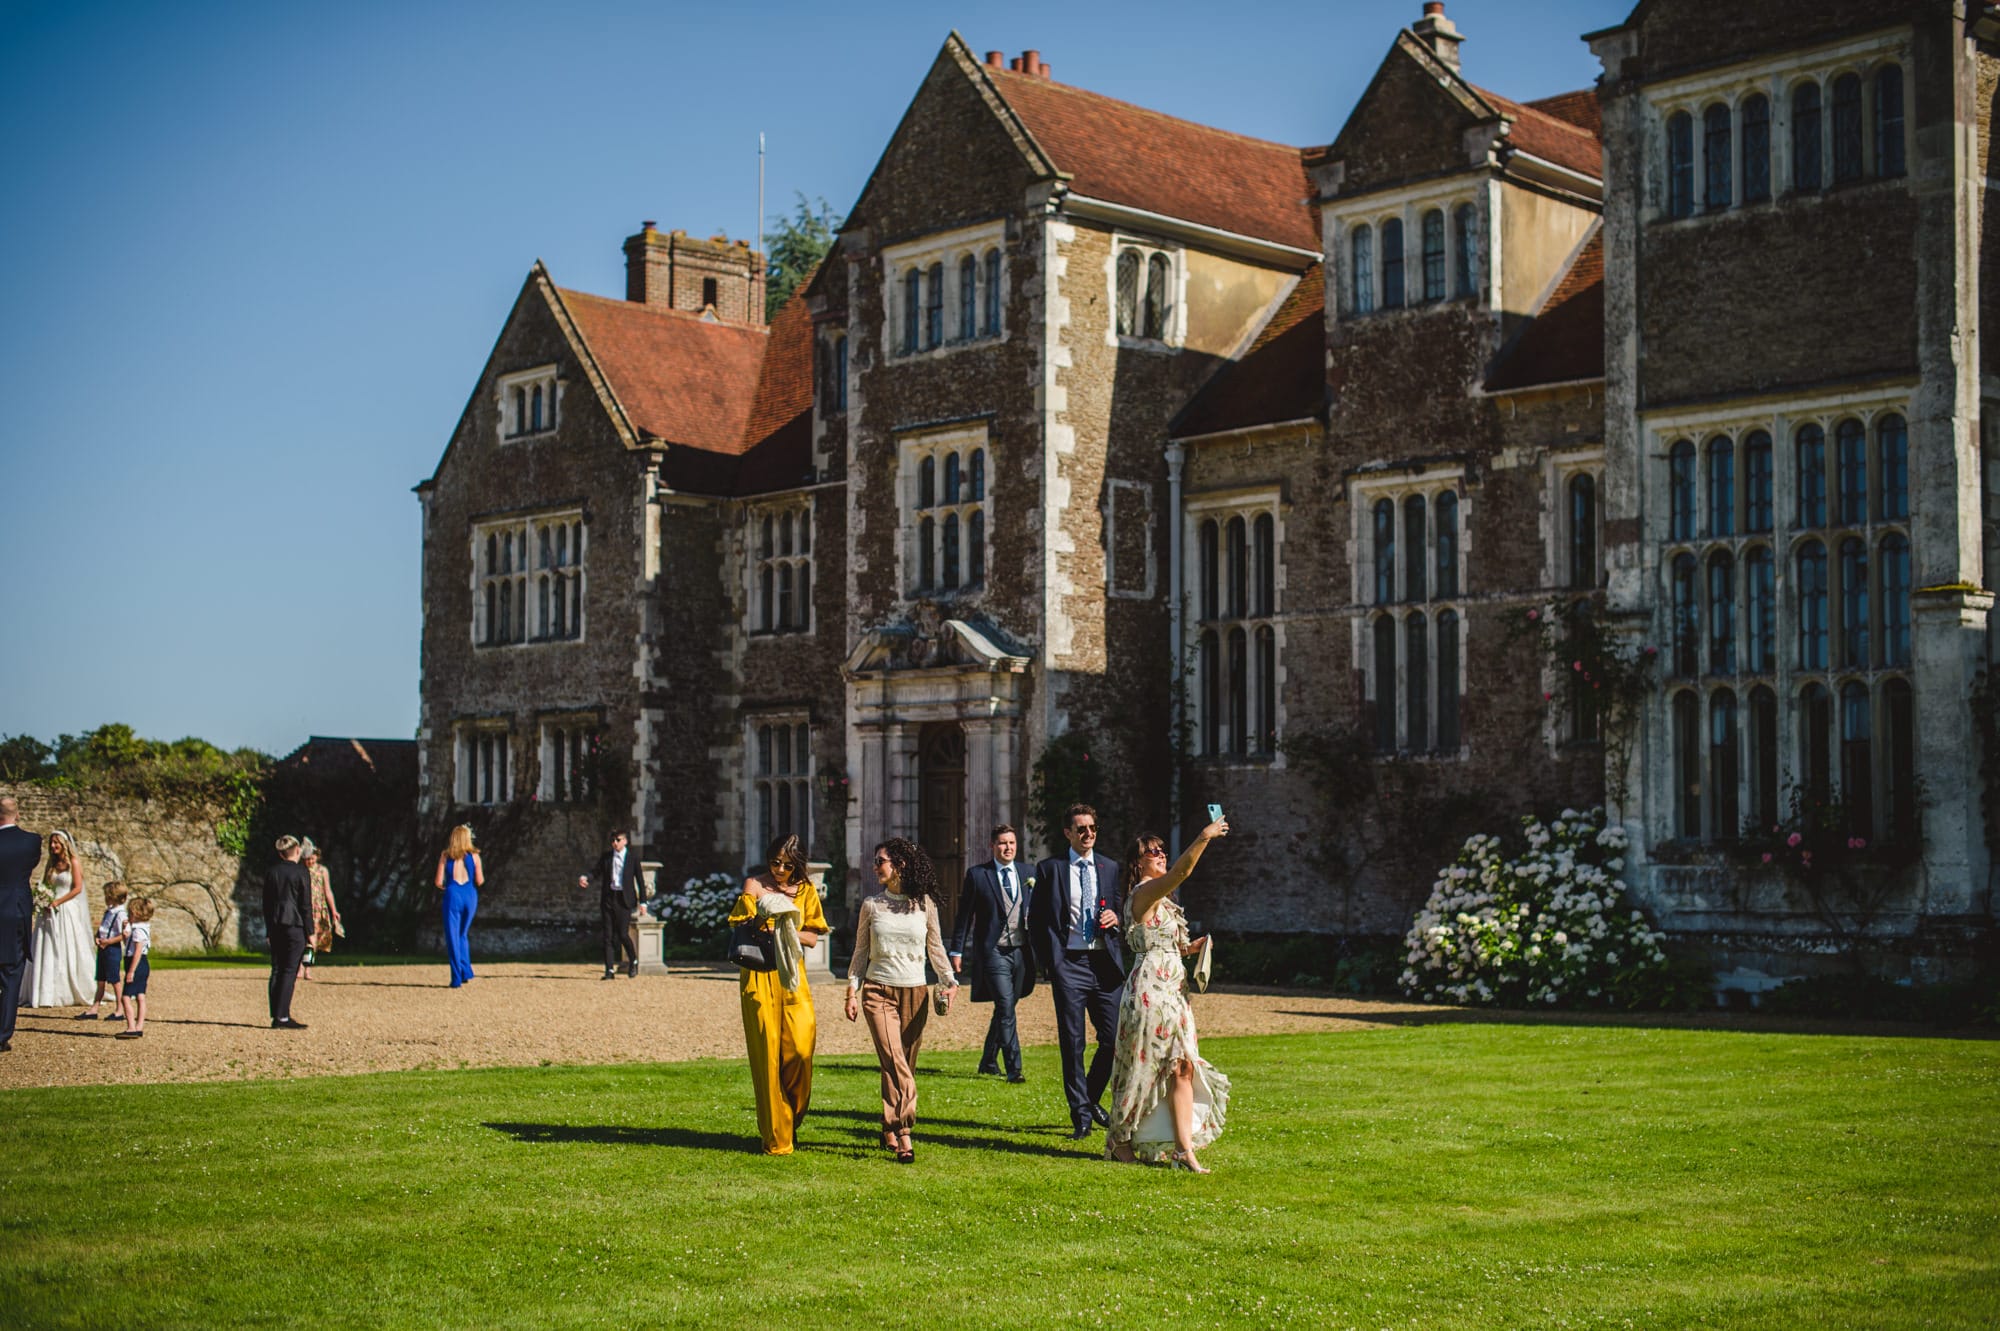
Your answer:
[0,962,1432,1090]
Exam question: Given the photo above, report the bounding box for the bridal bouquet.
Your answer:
[1401,807,1671,1009]
[32,880,56,912]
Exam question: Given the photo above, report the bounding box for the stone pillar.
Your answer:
[803,859,837,981]
[633,861,669,974]
[1912,587,1992,919]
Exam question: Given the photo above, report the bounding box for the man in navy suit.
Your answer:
[1030,803,1125,1140]
[949,823,1035,1083]
[0,796,45,1052]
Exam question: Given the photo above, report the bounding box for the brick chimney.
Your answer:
[1004,48,1051,79]
[622,223,766,325]
[1413,2,1463,73]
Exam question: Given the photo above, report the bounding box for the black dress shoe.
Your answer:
[0,1039,11,1052]
[273,1018,308,1030]
[977,1064,1001,1077]
[1069,1118,1094,1140]
[600,970,616,981]
[626,961,638,977]
[1007,1072,1027,1084]
[1090,1104,1110,1127]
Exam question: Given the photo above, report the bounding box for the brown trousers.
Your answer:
[860,982,932,1135]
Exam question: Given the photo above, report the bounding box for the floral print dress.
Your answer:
[1104,896,1230,1162]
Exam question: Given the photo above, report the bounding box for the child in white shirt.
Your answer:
[83,882,130,1020]
[117,898,154,1039]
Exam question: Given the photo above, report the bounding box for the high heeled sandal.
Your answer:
[1169,1151,1210,1174]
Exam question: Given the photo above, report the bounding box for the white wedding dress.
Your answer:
[24,872,97,1007]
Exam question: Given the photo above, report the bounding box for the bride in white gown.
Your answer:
[25,830,96,1007]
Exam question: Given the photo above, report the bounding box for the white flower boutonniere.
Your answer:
[1024,875,1036,890]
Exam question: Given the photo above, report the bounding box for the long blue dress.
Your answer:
[442,854,477,987]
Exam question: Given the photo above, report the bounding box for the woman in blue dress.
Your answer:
[433,824,483,987]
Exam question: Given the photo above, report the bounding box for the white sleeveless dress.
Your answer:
[24,872,97,1006]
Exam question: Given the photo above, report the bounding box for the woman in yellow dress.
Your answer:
[728,834,828,1156]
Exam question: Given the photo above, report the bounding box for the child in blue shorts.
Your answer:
[83,881,130,1020]
[117,898,154,1040]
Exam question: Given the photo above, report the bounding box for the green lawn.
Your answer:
[4,1023,1996,1329]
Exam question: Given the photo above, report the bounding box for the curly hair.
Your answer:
[874,836,940,904]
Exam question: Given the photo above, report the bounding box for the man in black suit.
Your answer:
[0,797,43,1052]
[578,831,642,979]
[949,823,1034,1083]
[1030,802,1125,1140]
[264,835,312,1029]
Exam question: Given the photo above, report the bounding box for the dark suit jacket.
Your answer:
[263,860,313,932]
[1029,851,1125,974]
[589,848,643,911]
[950,859,1035,1004]
[0,824,43,966]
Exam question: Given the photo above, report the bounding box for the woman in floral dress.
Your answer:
[1104,817,1229,1172]
[299,839,343,980]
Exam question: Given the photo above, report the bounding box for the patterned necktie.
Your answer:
[1079,858,1095,942]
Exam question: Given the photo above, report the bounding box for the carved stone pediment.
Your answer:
[843,606,1032,678]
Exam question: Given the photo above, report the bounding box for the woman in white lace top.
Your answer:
[844,836,958,1163]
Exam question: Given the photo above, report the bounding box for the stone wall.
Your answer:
[0,783,246,954]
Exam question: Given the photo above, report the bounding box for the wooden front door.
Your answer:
[918,721,967,936]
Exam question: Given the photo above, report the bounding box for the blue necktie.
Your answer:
[1079,858,1096,943]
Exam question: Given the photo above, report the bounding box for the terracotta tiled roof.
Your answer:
[558,288,766,455]
[1473,85,1603,179]
[1526,88,1602,139]
[1172,265,1327,437]
[1484,230,1604,391]
[731,288,817,495]
[987,67,1318,252]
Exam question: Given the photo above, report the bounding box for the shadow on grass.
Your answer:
[484,1111,1086,1161]
[1272,1005,2000,1041]
[485,1121,762,1152]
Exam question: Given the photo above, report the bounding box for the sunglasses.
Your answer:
[1071,825,1097,836]
[872,855,892,866]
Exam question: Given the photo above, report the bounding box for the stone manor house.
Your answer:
[418,1,2000,985]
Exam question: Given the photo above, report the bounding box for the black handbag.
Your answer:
[728,920,778,971]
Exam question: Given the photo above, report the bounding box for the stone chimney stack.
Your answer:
[1413,2,1464,73]
[622,223,767,326]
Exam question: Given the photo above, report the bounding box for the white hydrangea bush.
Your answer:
[1400,807,1670,1008]
[648,871,741,939]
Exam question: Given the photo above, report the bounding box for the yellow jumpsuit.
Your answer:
[729,882,828,1155]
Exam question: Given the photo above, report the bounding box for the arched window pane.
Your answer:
[968,510,985,585]
[1793,82,1823,191]
[1742,94,1772,203]
[942,513,960,590]
[1884,679,1916,841]
[1750,685,1779,830]
[797,561,811,626]
[777,564,794,631]
[1350,226,1375,314]
[1381,218,1405,308]
[1796,424,1827,527]
[1436,609,1461,750]
[1372,615,1398,753]
[1670,439,1697,540]
[1746,546,1776,673]
[531,384,543,431]
[1672,552,1700,676]
[1569,474,1597,589]
[1226,627,1248,756]
[1876,64,1906,178]
[1801,683,1833,804]
[1667,111,1694,218]
[1797,539,1829,669]
[919,516,935,590]
[1116,249,1140,335]
[918,456,935,509]
[1839,536,1869,668]
[1406,612,1429,752]
[1199,631,1219,755]
[944,451,961,505]
[1421,209,1445,301]
[1878,414,1907,520]
[553,572,566,635]
[537,574,550,637]
[1880,532,1911,667]
[1254,625,1276,753]
[1711,688,1740,839]
[1840,681,1873,833]
[1708,551,1735,674]
[1198,520,1218,620]
[758,566,772,631]
[924,262,944,347]
[1373,499,1396,604]
[797,507,810,555]
[1836,419,1867,524]
[1226,516,1247,618]
[1453,204,1478,298]
[1831,73,1862,184]
[1704,103,1732,209]
[1706,438,1734,537]
[969,448,986,502]
[1145,252,1170,340]
[1253,514,1275,617]
[1403,494,1427,602]
[1435,491,1459,597]
[1674,690,1701,836]
[1745,430,1774,533]
[983,249,1002,335]
[779,512,794,557]
[903,268,921,353]
[959,255,977,341]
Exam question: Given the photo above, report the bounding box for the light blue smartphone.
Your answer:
[1207,803,1224,823]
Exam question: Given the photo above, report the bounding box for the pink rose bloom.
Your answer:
[1527,609,1539,621]
[1761,852,1773,864]
[1786,832,1802,847]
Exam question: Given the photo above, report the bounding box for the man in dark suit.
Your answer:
[578,831,642,979]
[264,835,312,1030]
[1030,802,1125,1140]
[0,797,43,1052]
[949,823,1034,1083]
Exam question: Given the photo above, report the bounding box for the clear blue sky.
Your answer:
[0,0,1622,756]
